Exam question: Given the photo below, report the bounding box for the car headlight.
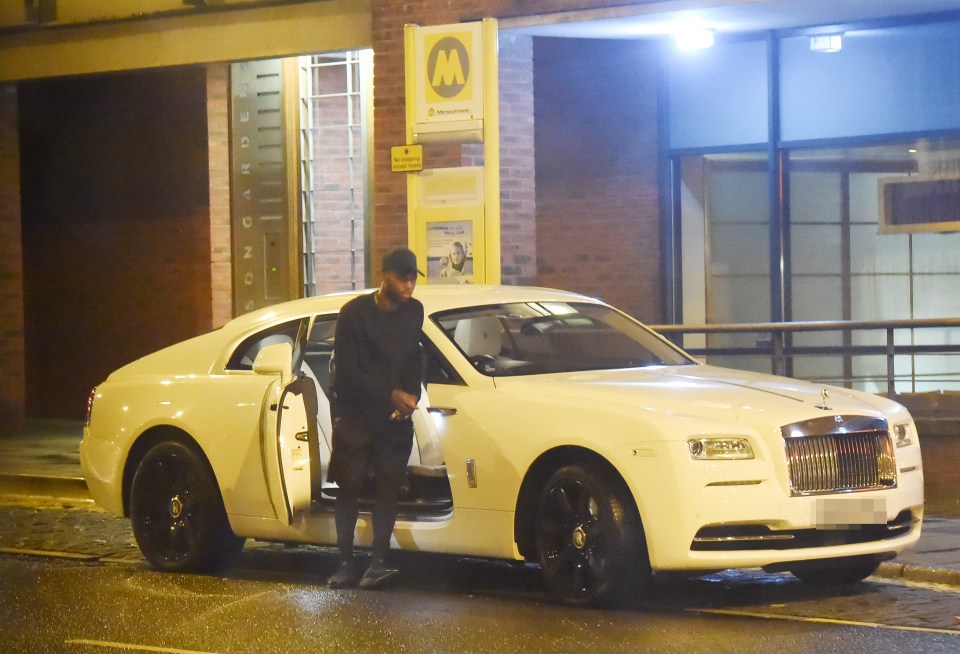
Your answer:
[893,422,915,448]
[687,437,754,460]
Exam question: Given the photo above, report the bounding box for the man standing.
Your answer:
[326,248,425,590]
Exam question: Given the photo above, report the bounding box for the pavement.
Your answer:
[1,419,960,588]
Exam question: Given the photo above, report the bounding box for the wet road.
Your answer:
[3,500,960,653]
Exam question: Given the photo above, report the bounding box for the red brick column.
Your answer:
[0,84,26,433]
[495,33,536,285]
[207,64,233,327]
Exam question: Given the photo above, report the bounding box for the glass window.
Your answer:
[299,313,460,395]
[303,316,337,396]
[423,339,464,386]
[226,319,304,371]
[679,153,771,370]
[787,140,960,391]
[432,302,693,377]
[780,21,960,142]
[299,51,371,296]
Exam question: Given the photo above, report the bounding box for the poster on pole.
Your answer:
[411,167,485,285]
[427,221,474,284]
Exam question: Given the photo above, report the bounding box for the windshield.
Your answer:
[432,302,694,376]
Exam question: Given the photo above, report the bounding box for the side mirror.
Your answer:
[253,342,294,386]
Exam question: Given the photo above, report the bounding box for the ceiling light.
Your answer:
[674,28,714,50]
[809,34,843,53]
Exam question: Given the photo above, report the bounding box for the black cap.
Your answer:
[382,247,424,277]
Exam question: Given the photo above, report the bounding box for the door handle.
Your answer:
[427,406,458,416]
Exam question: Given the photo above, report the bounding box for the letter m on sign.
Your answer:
[432,50,465,88]
[425,33,472,101]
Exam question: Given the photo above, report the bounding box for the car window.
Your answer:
[423,337,464,386]
[226,319,303,371]
[301,312,462,392]
[303,316,337,396]
[431,302,694,377]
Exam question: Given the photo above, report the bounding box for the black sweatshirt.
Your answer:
[332,292,424,422]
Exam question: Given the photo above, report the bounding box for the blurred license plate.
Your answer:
[813,497,887,529]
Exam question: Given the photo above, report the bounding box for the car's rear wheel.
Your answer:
[130,441,244,572]
[789,556,881,584]
[534,462,646,607]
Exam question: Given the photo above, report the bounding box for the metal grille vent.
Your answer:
[785,430,896,496]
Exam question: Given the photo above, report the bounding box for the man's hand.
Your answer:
[389,389,418,421]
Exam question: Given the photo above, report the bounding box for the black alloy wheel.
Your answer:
[534,463,646,607]
[130,441,243,573]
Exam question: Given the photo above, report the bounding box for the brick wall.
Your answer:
[0,84,25,433]
[19,68,214,419]
[496,33,536,286]
[534,38,661,321]
[207,64,233,327]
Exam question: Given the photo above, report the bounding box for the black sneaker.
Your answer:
[358,561,399,590]
[327,560,358,589]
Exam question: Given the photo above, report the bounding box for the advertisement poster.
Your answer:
[427,221,474,284]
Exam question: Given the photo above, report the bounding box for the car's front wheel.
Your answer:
[130,440,244,573]
[534,462,647,607]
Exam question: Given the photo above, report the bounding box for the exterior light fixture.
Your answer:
[674,28,715,50]
[809,34,843,53]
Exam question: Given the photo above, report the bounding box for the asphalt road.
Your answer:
[4,553,960,654]
[3,500,960,653]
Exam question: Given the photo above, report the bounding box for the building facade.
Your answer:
[1,0,959,429]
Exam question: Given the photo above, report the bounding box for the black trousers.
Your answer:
[328,409,413,562]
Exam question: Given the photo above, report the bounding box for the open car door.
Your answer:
[255,342,316,525]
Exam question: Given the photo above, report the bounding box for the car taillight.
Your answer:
[83,386,98,427]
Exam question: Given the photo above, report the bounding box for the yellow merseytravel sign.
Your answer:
[404,19,500,285]
[391,144,423,172]
[410,22,484,127]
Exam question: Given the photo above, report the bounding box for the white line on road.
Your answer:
[65,639,220,654]
[692,607,960,636]
[0,547,99,562]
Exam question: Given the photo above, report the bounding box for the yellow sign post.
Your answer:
[403,18,500,284]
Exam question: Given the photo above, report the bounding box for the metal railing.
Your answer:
[650,317,960,396]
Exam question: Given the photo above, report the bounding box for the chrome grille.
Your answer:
[782,416,897,496]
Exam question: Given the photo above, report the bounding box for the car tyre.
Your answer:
[789,556,881,584]
[534,462,647,607]
[130,441,244,573]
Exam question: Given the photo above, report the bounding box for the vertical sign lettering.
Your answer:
[230,60,290,314]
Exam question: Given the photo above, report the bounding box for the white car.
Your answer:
[80,285,923,606]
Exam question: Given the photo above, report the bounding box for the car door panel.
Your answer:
[425,382,522,512]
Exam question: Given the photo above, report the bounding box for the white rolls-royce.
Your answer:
[80,285,923,606]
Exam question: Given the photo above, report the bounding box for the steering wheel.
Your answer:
[469,354,499,374]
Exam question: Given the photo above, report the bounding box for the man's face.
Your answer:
[383,270,417,303]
